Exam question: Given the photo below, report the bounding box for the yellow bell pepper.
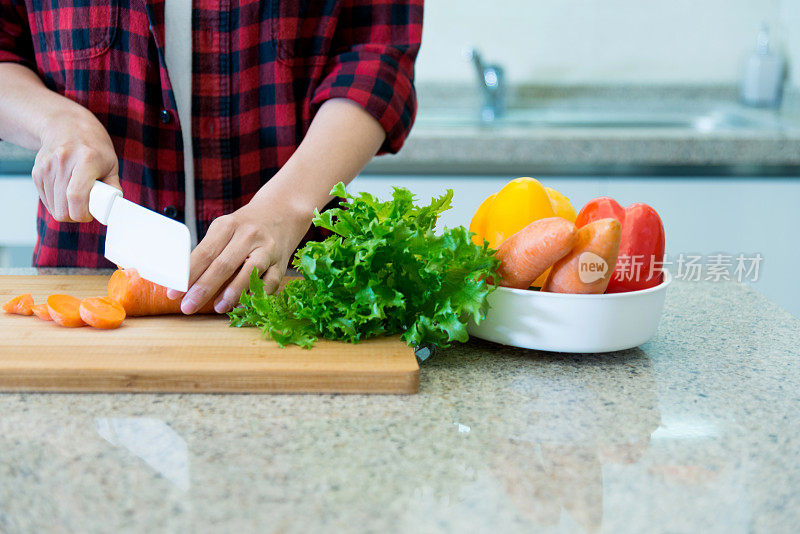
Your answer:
[469,177,576,248]
[469,177,577,287]
[545,187,578,222]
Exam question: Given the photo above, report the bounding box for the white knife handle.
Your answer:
[89,181,123,225]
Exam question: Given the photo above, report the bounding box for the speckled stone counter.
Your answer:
[1,269,799,533]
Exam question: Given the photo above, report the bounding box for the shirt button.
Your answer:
[201,117,215,136]
[163,205,178,219]
[159,109,172,124]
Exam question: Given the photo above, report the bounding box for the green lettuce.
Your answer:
[228,182,499,349]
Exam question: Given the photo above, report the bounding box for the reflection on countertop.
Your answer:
[0,269,799,533]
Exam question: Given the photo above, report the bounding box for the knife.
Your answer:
[88,181,190,292]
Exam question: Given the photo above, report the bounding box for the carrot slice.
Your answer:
[2,293,34,315]
[79,297,126,329]
[31,303,53,321]
[46,294,86,327]
[107,269,216,316]
[543,218,622,294]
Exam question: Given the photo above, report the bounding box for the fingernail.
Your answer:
[166,289,179,300]
[214,300,229,313]
[181,297,197,315]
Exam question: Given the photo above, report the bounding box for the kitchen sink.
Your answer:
[415,105,784,131]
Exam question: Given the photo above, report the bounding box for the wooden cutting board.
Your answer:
[0,275,419,394]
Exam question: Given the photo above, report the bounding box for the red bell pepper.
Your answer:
[576,197,665,292]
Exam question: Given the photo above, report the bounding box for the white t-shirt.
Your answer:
[163,0,198,247]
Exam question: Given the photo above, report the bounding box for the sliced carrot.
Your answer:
[31,303,53,321]
[79,297,126,329]
[543,218,622,294]
[107,269,216,316]
[2,293,34,315]
[495,217,578,290]
[46,294,86,327]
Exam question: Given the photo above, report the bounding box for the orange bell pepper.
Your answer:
[469,177,577,287]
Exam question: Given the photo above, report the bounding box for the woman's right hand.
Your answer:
[32,108,121,223]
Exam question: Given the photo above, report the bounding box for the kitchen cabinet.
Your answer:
[354,175,800,317]
[0,176,38,245]
[0,175,38,267]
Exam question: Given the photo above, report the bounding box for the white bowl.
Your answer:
[468,271,672,353]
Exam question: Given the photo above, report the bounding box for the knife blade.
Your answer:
[89,181,190,292]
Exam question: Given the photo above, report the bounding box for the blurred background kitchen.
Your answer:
[1,0,799,315]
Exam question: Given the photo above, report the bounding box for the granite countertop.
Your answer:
[1,268,799,533]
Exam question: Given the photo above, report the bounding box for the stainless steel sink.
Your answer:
[415,105,783,131]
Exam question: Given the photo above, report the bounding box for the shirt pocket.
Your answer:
[31,0,118,61]
[270,0,337,66]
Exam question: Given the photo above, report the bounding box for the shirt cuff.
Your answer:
[0,50,35,70]
[310,46,417,155]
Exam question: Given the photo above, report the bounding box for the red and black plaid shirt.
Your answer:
[0,0,422,267]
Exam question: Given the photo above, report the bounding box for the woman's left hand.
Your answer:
[166,196,313,314]
[165,98,387,314]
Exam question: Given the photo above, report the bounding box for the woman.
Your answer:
[0,0,422,314]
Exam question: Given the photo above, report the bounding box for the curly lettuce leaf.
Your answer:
[228,183,499,349]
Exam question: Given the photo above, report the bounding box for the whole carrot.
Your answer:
[495,217,577,289]
[543,218,622,294]
[107,269,216,316]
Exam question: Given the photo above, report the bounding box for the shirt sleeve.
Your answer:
[310,0,423,155]
[0,1,35,69]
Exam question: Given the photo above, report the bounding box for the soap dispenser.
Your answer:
[740,25,787,108]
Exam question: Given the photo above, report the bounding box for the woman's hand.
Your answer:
[166,195,314,314]
[32,108,121,222]
[167,97,386,315]
[0,63,122,222]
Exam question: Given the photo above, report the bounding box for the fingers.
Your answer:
[101,173,122,193]
[32,143,119,223]
[213,248,273,313]
[166,217,235,301]
[179,217,242,314]
[169,211,288,314]
[52,176,75,222]
[68,153,114,223]
[33,146,75,222]
[190,216,236,286]
[165,287,183,300]
[51,147,76,222]
[262,262,284,295]
[165,216,236,301]
[31,152,53,215]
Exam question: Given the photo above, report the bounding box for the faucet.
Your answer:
[464,47,506,122]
